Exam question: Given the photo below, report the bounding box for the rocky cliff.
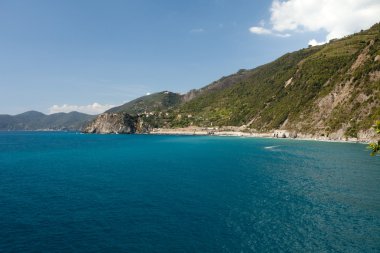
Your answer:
[82,112,149,134]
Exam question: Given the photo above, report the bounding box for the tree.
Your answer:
[369,121,380,156]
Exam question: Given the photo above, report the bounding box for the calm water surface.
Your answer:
[0,132,379,252]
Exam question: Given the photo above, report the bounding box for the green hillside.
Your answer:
[107,91,182,115]
[167,23,380,138]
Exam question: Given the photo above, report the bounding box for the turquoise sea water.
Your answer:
[0,132,379,252]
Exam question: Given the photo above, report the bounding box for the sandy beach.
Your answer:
[149,127,375,144]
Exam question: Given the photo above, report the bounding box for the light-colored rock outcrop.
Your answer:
[82,112,149,134]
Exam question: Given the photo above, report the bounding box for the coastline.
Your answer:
[149,127,375,144]
[3,128,374,144]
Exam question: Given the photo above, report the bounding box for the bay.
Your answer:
[0,132,379,252]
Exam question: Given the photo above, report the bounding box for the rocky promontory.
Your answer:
[82,112,149,134]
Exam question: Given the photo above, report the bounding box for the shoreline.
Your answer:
[1,129,375,144]
[149,128,375,144]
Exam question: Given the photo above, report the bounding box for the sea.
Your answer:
[0,131,379,252]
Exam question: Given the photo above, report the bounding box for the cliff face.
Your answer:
[82,112,149,134]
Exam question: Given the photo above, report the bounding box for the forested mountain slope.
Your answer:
[107,91,182,115]
[169,23,380,138]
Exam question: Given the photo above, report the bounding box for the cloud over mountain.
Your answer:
[250,0,380,45]
[49,103,115,115]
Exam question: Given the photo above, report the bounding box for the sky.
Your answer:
[1,0,379,115]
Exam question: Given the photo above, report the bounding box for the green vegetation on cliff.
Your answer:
[369,121,380,156]
[167,23,380,138]
[107,91,182,115]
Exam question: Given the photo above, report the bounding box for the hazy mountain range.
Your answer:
[0,111,95,131]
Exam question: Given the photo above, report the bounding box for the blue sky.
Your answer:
[1,0,378,114]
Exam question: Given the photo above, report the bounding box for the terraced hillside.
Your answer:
[168,23,380,139]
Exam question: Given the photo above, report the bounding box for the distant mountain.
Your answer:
[106,91,182,114]
[0,111,96,131]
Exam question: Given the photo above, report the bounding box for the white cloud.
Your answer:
[249,26,272,35]
[308,39,325,46]
[48,103,115,115]
[249,26,291,37]
[276,33,291,38]
[250,0,380,44]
